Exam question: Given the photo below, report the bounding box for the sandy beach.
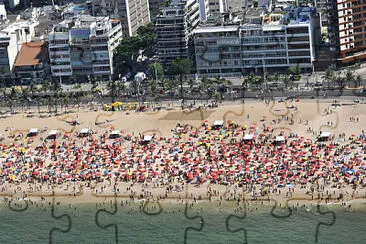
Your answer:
[0,98,365,210]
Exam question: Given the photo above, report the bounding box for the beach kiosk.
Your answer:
[109,130,121,139]
[212,120,224,130]
[275,136,285,145]
[318,132,332,142]
[47,130,59,139]
[28,128,39,137]
[79,128,91,137]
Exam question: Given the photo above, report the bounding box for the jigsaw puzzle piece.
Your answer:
[95,194,119,243]
[49,194,72,244]
[0,194,72,243]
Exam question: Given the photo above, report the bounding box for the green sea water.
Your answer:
[0,199,365,244]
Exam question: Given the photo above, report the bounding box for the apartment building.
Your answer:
[208,0,227,14]
[92,0,150,37]
[194,6,320,76]
[13,41,49,80]
[0,19,39,74]
[154,0,201,65]
[48,15,122,82]
[330,0,366,64]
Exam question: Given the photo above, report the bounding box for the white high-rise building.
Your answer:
[48,15,122,81]
[154,0,201,65]
[0,0,7,22]
[0,19,39,73]
[92,0,150,37]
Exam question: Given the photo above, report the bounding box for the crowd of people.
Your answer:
[0,114,365,202]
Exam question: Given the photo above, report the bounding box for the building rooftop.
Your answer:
[246,8,265,18]
[194,25,239,34]
[14,41,46,67]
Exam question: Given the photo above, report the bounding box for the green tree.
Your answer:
[355,75,362,88]
[136,23,155,58]
[213,91,221,105]
[345,69,354,88]
[187,78,196,91]
[322,68,334,89]
[148,62,164,81]
[114,23,155,74]
[29,82,37,97]
[20,87,30,117]
[7,87,17,113]
[283,75,292,90]
[273,72,279,83]
[150,79,158,98]
[247,72,256,86]
[169,58,192,104]
[289,65,301,81]
[35,96,42,116]
[62,94,69,113]
[107,80,117,103]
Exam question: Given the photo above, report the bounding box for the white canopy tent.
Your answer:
[48,130,59,136]
[29,128,38,134]
[214,120,224,126]
[275,136,285,142]
[80,128,90,134]
[143,135,153,141]
[244,134,254,140]
[320,132,332,138]
[110,130,121,137]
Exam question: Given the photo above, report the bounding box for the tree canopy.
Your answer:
[114,23,155,75]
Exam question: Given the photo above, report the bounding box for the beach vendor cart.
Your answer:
[28,128,39,137]
[79,128,91,137]
[109,130,121,139]
[212,120,224,130]
[318,132,332,142]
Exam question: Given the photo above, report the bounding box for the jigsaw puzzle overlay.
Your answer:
[0,60,365,243]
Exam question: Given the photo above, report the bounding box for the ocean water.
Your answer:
[0,200,365,244]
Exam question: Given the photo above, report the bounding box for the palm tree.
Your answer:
[107,80,117,103]
[334,71,345,92]
[213,91,221,105]
[247,72,257,87]
[35,96,42,116]
[20,87,30,117]
[148,79,156,98]
[41,79,50,96]
[47,96,54,114]
[199,75,208,95]
[187,78,196,92]
[8,87,17,113]
[273,72,279,84]
[283,75,291,90]
[322,68,334,89]
[29,82,37,98]
[345,69,355,88]
[148,62,164,81]
[355,75,362,88]
[61,94,68,113]
[74,91,83,112]
[169,58,192,106]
